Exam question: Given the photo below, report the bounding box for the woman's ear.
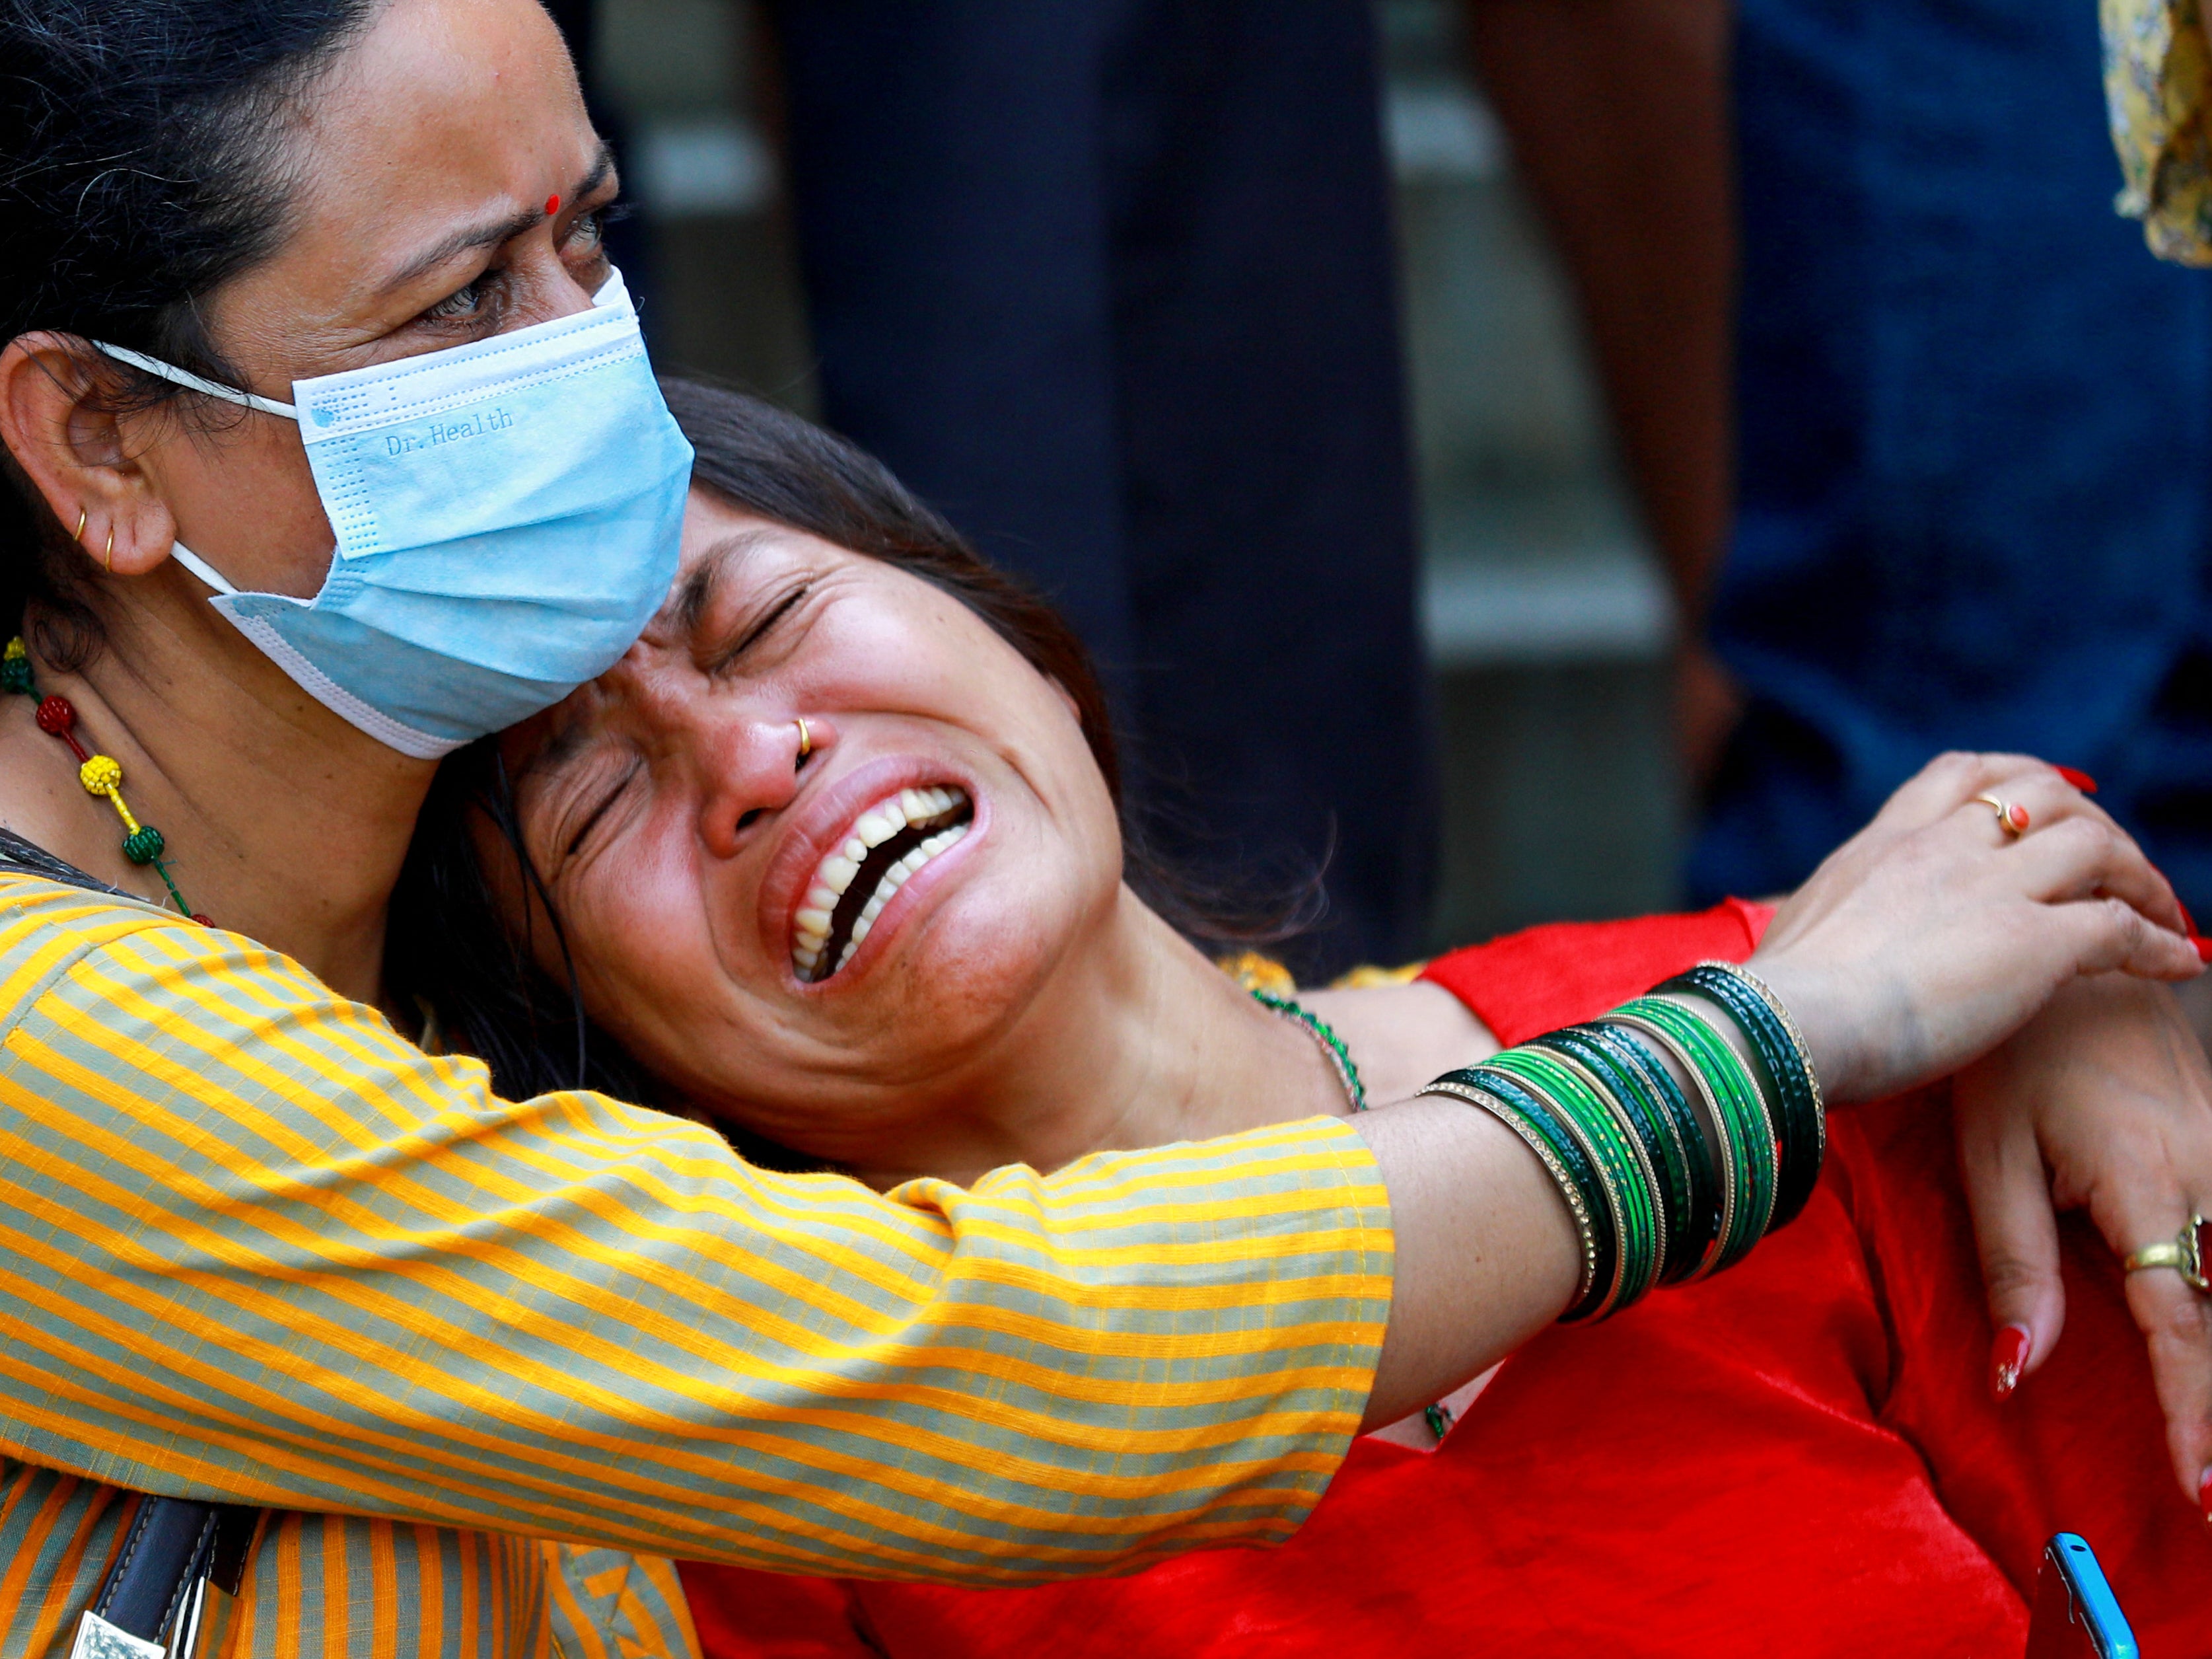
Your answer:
[0,333,178,579]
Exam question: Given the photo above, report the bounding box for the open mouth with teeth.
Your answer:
[793,786,974,982]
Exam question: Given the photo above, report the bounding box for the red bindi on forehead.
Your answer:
[546,194,561,215]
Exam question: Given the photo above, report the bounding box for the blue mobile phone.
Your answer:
[2026,1533,2138,1659]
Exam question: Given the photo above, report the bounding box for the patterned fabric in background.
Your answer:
[2104,0,2212,260]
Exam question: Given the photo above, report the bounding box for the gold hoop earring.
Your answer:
[795,718,812,760]
[103,525,114,573]
[73,508,87,544]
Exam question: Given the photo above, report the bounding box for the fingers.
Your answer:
[2004,813,2192,943]
[1791,753,2115,920]
[1956,770,2096,846]
[1920,763,2192,940]
[1876,751,2087,834]
[2087,1142,2212,1508]
[1956,1104,2066,1397]
[2041,895,2203,983]
[2120,1261,2212,1512]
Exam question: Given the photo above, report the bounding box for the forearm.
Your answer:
[3,1103,1390,1579]
[2,904,1396,1582]
[1463,0,1736,617]
[1355,1095,1581,1428]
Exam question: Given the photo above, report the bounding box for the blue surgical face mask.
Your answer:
[94,270,691,758]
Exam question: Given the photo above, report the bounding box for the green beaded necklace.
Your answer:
[4,637,207,923]
[1250,988,1369,1113]
[1248,986,1462,1442]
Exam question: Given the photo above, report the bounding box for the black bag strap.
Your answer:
[94,1498,256,1640]
[0,828,137,899]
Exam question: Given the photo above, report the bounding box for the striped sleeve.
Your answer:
[0,879,1391,1583]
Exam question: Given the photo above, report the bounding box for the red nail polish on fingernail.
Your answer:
[1991,1325,2030,1400]
[2199,1470,2211,1525]
[2180,900,2199,936]
[2195,936,2212,964]
[2056,766,2099,794]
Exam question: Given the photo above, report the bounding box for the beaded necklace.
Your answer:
[1250,988,1369,1113]
[1249,984,1457,1439]
[3,638,207,924]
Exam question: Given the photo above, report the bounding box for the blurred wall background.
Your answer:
[594,0,1683,956]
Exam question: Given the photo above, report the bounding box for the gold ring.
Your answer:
[795,718,811,760]
[73,507,87,544]
[2123,1213,2209,1293]
[1975,793,2030,838]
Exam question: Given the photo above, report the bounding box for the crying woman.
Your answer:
[388,377,2212,1658]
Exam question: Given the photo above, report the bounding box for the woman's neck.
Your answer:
[0,605,433,1004]
[842,891,1496,1189]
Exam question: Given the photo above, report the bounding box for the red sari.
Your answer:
[682,904,2212,1656]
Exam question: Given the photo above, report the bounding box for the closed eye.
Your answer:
[561,758,641,864]
[708,583,810,677]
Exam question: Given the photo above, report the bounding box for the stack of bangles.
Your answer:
[1419,959,1826,1321]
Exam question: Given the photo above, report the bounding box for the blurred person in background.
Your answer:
[1679,0,2212,930]
[561,0,2207,970]
[1454,0,1740,790]
[1468,0,2212,990]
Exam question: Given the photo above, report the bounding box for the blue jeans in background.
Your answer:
[1696,0,2212,911]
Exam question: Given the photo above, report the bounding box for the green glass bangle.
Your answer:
[1538,1024,1711,1286]
[1578,1019,1723,1284]
[1474,1060,1625,1319]
[1518,1042,1670,1309]
[1663,963,1824,1230]
[1602,1015,1735,1283]
[1618,996,1774,1271]
[1652,992,1783,1260]
[1612,996,1777,1273]
[1424,1066,1611,1318]
[1483,1047,1662,1314]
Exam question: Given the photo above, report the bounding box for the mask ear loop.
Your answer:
[89,342,299,421]
[88,345,292,596]
[167,541,240,597]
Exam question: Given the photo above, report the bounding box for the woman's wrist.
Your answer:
[1735,951,1863,1102]
[1414,961,1824,1323]
[1657,963,1827,1234]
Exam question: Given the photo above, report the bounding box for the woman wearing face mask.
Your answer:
[0,1,1623,1648]
[405,382,2212,1656]
[0,5,2201,1657]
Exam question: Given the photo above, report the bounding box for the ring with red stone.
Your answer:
[1975,793,2030,838]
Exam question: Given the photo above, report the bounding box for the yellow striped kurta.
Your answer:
[0,874,1391,1656]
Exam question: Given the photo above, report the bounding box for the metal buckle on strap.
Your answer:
[73,1500,256,1659]
[67,1612,166,1659]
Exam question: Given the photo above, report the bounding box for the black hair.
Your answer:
[0,0,384,664]
[385,378,1313,1137]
